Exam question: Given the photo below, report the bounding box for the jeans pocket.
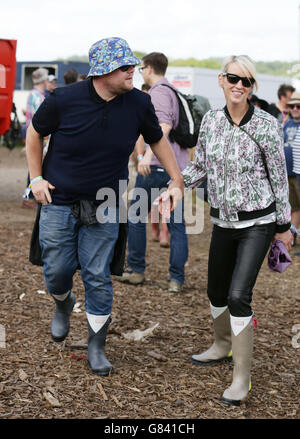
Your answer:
[40,204,71,229]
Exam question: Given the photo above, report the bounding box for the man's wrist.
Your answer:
[29,176,43,187]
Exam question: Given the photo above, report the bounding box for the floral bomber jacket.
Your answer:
[182,104,291,232]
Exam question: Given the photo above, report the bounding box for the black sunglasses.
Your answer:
[222,73,255,88]
[288,104,300,110]
[119,65,134,72]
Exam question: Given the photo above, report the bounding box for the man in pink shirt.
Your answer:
[116,52,189,292]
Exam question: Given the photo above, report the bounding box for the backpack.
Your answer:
[161,84,211,149]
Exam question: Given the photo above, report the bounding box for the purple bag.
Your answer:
[268,240,292,273]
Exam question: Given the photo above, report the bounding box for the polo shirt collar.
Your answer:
[88,77,121,104]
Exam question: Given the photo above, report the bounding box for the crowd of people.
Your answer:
[23,37,296,408]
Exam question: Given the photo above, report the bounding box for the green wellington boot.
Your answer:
[221,316,253,406]
[190,305,232,366]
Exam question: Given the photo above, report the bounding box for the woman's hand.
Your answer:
[158,178,185,220]
[137,155,152,177]
[274,230,294,252]
[31,179,55,204]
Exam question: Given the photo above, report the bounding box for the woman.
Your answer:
[180,55,293,406]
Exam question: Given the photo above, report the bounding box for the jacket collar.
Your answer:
[224,101,254,127]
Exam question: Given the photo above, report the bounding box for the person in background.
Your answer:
[250,94,269,113]
[268,84,295,124]
[283,91,300,246]
[79,73,88,81]
[135,82,170,246]
[64,68,78,85]
[45,74,57,97]
[116,52,189,293]
[22,67,49,208]
[25,37,184,377]
[162,55,292,406]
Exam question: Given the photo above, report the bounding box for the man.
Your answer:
[268,84,295,124]
[45,74,57,96]
[283,92,300,247]
[22,67,49,208]
[116,52,189,293]
[26,38,184,376]
[64,68,78,84]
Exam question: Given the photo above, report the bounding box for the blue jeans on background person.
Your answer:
[127,166,188,285]
[39,204,119,315]
[297,174,300,191]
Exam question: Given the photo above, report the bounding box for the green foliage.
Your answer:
[59,53,298,77]
[169,57,222,69]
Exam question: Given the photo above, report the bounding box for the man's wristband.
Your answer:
[137,154,144,161]
[29,176,43,187]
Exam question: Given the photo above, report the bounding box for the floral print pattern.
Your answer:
[182,107,291,226]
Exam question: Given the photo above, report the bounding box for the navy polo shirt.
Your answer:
[32,78,163,205]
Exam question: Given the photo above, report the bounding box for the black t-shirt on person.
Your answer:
[32,78,163,205]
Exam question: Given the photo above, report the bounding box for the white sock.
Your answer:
[210,303,228,319]
[52,291,71,302]
[86,313,110,333]
[230,314,253,336]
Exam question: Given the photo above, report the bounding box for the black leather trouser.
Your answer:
[207,222,276,317]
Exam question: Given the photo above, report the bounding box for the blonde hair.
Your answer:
[222,55,258,91]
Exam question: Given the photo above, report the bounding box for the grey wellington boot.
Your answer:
[87,317,113,376]
[190,306,232,366]
[50,291,75,342]
[221,318,253,406]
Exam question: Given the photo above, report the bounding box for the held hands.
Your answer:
[157,178,185,220]
[31,179,55,204]
[274,230,294,252]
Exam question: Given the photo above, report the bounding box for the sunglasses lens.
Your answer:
[226,74,239,84]
[243,77,255,87]
[225,74,254,88]
[120,65,133,72]
[290,104,300,110]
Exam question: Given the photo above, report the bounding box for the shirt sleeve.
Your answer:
[264,118,291,232]
[149,86,174,127]
[139,97,163,145]
[32,92,60,137]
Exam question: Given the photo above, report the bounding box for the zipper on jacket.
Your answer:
[224,126,236,219]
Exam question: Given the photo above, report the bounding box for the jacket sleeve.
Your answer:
[181,111,209,189]
[264,118,291,232]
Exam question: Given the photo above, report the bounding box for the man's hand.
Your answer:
[274,229,294,252]
[31,179,55,204]
[158,178,185,220]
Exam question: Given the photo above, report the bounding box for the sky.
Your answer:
[2,0,300,62]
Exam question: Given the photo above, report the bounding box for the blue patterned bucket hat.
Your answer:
[88,37,141,77]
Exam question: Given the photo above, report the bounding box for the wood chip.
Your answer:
[147,350,168,362]
[97,383,108,401]
[43,391,61,407]
[18,369,28,382]
[111,395,123,408]
[124,385,141,393]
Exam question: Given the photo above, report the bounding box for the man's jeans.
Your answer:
[39,204,119,315]
[127,166,188,284]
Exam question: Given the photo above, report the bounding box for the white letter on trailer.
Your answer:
[0,64,6,88]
